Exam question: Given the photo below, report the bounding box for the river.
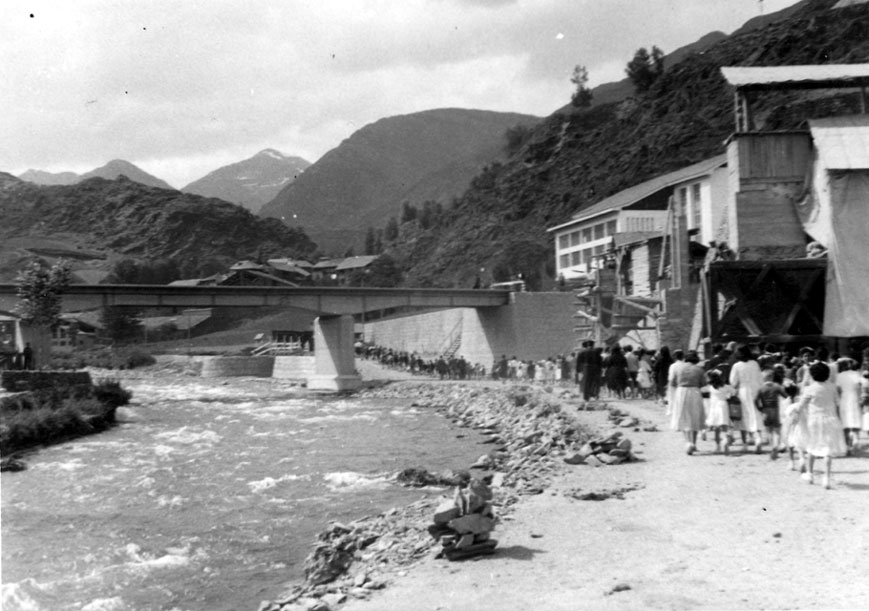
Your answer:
[1,374,485,611]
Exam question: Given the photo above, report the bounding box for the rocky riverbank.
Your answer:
[259,382,595,611]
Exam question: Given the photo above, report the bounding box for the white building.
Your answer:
[548,154,728,280]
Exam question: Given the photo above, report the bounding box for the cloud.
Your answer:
[0,0,800,187]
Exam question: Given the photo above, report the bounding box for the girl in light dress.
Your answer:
[835,358,863,454]
[637,351,654,398]
[796,361,847,489]
[704,369,734,454]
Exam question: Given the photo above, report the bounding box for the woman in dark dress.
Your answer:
[653,346,674,403]
[604,345,629,398]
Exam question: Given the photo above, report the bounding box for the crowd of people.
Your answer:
[361,338,869,489]
[358,343,487,380]
[665,342,869,490]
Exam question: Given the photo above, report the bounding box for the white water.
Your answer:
[1,378,484,611]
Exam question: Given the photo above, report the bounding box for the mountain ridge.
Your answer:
[182,149,311,214]
[18,159,174,190]
[260,107,541,254]
[0,173,316,282]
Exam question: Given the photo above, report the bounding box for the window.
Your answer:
[571,251,581,266]
[558,234,569,249]
[605,220,617,236]
[692,183,702,229]
[580,249,589,265]
[559,254,569,268]
[582,228,592,242]
[679,187,688,213]
[593,224,604,240]
[570,231,580,246]
[593,245,604,256]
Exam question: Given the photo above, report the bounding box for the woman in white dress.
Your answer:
[836,358,863,454]
[669,350,706,455]
[729,345,765,453]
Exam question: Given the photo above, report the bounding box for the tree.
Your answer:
[383,217,399,242]
[364,227,377,255]
[504,124,533,154]
[570,64,593,108]
[400,202,418,224]
[101,307,143,343]
[625,46,665,93]
[15,259,71,327]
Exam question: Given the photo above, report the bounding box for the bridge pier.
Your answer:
[307,315,361,392]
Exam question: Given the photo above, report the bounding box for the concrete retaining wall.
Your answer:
[362,292,577,367]
[199,356,275,378]
[273,356,315,380]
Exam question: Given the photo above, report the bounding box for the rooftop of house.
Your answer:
[335,255,380,271]
[721,64,869,91]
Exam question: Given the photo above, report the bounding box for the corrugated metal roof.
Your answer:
[721,64,869,89]
[313,258,343,270]
[335,256,380,271]
[809,116,869,170]
[547,154,727,232]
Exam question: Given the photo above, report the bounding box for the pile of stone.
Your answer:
[428,476,498,560]
[607,407,639,428]
[563,431,637,466]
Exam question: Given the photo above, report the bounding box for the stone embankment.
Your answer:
[260,382,603,611]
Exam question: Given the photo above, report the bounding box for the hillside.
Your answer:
[260,108,540,254]
[388,0,869,289]
[0,173,316,282]
[182,149,310,214]
[18,159,174,190]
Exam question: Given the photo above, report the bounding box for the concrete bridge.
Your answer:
[0,284,510,391]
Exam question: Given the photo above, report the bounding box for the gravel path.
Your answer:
[338,390,869,611]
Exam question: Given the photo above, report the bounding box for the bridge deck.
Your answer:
[0,284,511,315]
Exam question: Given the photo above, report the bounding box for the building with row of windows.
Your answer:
[547,154,728,284]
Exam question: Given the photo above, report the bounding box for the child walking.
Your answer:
[704,370,733,454]
[797,361,847,489]
[756,369,787,459]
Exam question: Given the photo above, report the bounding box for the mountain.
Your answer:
[0,173,316,282]
[79,159,175,190]
[387,0,869,289]
[259,108,540,254]
[182,149,310,214]
[17,169,79,185]
[18,159,175,190]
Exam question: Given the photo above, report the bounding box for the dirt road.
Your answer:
[341,396,869,611]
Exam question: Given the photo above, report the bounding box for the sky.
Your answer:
[1,0,798,189]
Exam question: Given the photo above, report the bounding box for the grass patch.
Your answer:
[50,347,156,370]
[1,379,132,456]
